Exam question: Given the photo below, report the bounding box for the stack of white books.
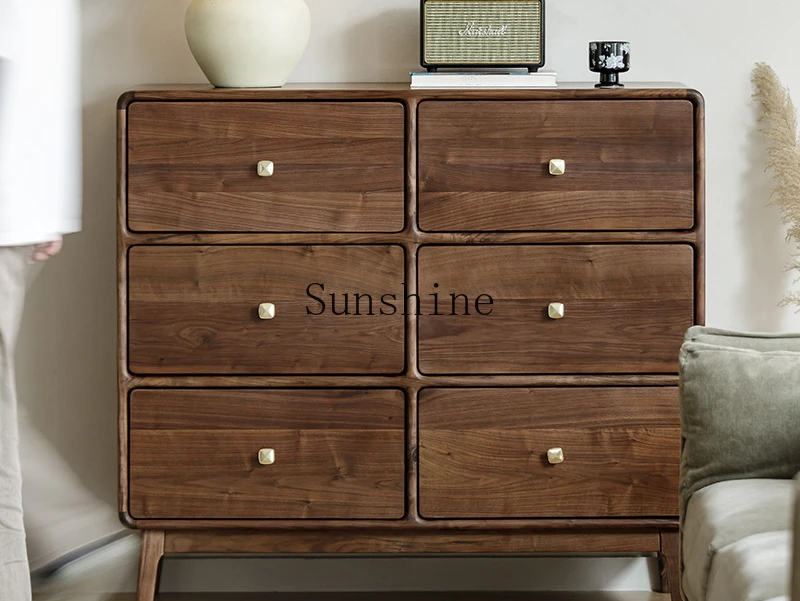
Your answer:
[410,70,557,89]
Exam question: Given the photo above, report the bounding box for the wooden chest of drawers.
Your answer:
[118,85,704,601]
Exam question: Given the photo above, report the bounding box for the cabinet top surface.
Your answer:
[118,83,702,107]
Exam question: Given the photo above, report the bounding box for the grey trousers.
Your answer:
[0,246,122,600]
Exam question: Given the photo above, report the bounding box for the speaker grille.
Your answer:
[424,0,542,65]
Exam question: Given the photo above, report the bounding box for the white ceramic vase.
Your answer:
[185,0,311,88]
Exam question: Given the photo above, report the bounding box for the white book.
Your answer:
[410,70,557,89]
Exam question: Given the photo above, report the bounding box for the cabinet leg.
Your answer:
[137,530,165,601]
[659,529,681,601]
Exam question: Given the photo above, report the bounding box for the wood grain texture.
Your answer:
[118,107,132,517]
[120,374,681,391]
[419,388,679,518]
[121,517,679,531]
[164,529,661,554]
[417,245,695,374]
[120,231,702,247]
[127,102,405,233]
[693,96,707,327]
[418,100,695,231]
[658,530,681,601]
[138,530,164,601]
[129,389,405,520]
[118,84,704,105]
[97,593,670,601]
[127,245,405,375]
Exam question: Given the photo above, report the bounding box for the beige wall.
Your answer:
[15,0,800,592]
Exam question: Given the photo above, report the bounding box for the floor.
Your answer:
[38,593,670,601]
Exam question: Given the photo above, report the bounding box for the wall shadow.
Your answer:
[737,99,794,332]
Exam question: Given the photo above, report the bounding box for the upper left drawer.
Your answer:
[125,102,406,233]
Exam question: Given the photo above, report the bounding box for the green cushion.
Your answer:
[679,327,800,515]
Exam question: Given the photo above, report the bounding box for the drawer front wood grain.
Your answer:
[417,244,694,374]
[419,387,680,518]
[127,102,405,232]
[128,245,405,375]
[129,389,405,519]
[418,100,695,231]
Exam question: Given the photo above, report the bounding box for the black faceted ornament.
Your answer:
[589,41,630,88]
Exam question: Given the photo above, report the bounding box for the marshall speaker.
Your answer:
[421,0,545,72]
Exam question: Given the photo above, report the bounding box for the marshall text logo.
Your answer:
[458,22,509,37]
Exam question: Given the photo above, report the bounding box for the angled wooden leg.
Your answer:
[659,529,681,601]
[138,530,165,601]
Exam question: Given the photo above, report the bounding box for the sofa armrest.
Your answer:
[684,325,800,350]
[679,328,800,516]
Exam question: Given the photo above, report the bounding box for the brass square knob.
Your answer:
[258,303,276,320]
[549,159,566,176]
[547,448,564,464]
[257,160,275,177]
[258,448,276,465]
[548,302,565,320]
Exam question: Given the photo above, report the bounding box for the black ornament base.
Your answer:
[595,72,625,88]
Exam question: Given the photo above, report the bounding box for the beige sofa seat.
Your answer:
[706,529,790,601]
[682,479,793,601]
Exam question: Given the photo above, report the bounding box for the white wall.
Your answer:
[15,0,800,592]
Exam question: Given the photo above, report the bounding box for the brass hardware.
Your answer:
[258,303,276,320]
[257,160,275,177]
[548,302,565,320]
[547,448,564,464]
[258,448,276,465]
[549,159,566,176]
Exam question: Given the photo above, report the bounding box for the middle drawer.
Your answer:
[127,245,405,375]
[417,244,695,375]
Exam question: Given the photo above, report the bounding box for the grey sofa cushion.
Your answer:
[679,329,800,512]
[682,479,793,601]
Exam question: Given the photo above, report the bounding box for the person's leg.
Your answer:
[15,252,140,599]
[19,418,128,573]
[0,245,34,601]
[22,423,141,599]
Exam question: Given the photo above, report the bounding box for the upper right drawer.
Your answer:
[418,100,695,232]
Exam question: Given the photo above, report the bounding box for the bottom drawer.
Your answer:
[129,388,405,520]
[418,387,679,518]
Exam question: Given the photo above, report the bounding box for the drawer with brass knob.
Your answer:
[417,99,696,232]
[127,244,405,375]
[126,101,405,233]
[418,387,680,518]
[128,388,405,520]
[417,244,695,375]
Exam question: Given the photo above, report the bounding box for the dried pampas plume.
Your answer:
[752,62,800,306]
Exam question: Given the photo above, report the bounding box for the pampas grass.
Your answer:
[752,62,800,306]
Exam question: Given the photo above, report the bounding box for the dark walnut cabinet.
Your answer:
[118,85,704,601]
